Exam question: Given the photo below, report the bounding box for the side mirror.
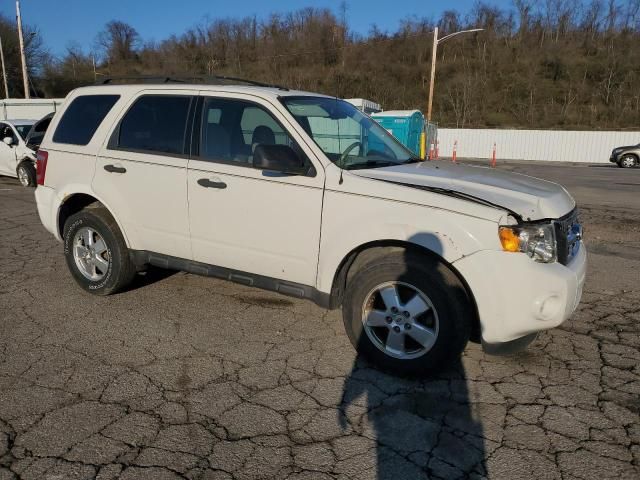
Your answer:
[3,137,14,146]
[253,144,307,175]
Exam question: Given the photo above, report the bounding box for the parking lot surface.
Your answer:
[0,162,638,480]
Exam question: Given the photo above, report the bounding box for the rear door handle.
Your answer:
[197,178,227,189]
[104,164,126,174]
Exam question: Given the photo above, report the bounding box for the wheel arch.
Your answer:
[57,192,130,247]
[17,156,34,166]
[620,152,639,164]
[327,240,481,342]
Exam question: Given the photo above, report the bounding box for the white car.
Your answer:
[0,118,37,186]
[34,79,586,374]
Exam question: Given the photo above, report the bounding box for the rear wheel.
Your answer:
[16,161,36,187]
[342,250,472,375]
[63,206,136,295]
[618,154,637,168]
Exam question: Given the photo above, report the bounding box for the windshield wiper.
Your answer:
[344,160,395,170]
[344,158,419,170]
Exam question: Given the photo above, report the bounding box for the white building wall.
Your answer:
[438,128,640,163]
[0,99,65,121]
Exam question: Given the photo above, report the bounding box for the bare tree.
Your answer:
[96,20,140,65]
[33,3,640,130]
[0,13,48,97]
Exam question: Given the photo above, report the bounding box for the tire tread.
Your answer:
[63,205,135,295]
[342,249,471,376]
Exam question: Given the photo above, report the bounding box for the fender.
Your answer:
[315,188,500,294]
[54,184,131,247]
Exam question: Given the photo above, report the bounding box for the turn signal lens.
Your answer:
[499,227,520,252]
[498,223,557,263]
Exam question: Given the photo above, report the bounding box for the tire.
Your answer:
[618,154,637,168]
[342,250,471,376]
[16,161,36,187]
[63,205,136,295]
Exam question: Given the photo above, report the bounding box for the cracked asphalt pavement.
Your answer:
[0,162,639,480]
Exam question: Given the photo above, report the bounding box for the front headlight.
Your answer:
[499,223,557,263]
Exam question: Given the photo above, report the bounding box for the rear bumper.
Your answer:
[34,185,61,241]
[453,243,587,349]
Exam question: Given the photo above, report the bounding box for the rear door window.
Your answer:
[53,95,120,145]
[116,95,192,155]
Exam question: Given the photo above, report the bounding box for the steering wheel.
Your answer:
[337,141,362,168]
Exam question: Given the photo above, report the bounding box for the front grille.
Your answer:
[554,208,582,266]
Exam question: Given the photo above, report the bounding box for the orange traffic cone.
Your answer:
[452,140,458,163]
[490,143,496,167]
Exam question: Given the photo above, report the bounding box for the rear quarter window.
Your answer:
[53,95,120,145]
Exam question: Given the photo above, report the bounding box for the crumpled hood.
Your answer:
[352,162,575,220]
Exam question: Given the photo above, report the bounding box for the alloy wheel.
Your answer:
[73,227,111,281]
[361,281,439,360]
[17,166,29,186]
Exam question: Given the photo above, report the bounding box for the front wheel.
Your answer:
[16,161,36,187]
[63,206,136,295]
[618,154,637,168]
[342,250,472,375]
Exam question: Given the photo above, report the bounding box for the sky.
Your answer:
[1,0,514,57]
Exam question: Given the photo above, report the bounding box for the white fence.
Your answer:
[438,128,640,163]
[0,99,65,121]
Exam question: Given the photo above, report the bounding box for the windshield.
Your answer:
[281,96,418,170]
[14,124,32,140]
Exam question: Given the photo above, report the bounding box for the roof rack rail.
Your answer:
[96,75,289,91]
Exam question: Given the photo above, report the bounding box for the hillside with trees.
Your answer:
[2,1,640,130]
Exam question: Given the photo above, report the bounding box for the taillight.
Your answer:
[36,149,48,186]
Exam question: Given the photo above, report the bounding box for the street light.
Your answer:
[426,27,483,122]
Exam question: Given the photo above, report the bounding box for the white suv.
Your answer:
[34,79,586,374]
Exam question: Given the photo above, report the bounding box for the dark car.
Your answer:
[24,112,54,152]
[609,143,639,168]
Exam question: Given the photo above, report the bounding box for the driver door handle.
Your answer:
[104,164,126,174]
[198,178,227,189]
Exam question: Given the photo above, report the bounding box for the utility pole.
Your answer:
[16,0,30,99]
[426,27,483,122]
[0,36,8,98]
[426,27,438,122]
